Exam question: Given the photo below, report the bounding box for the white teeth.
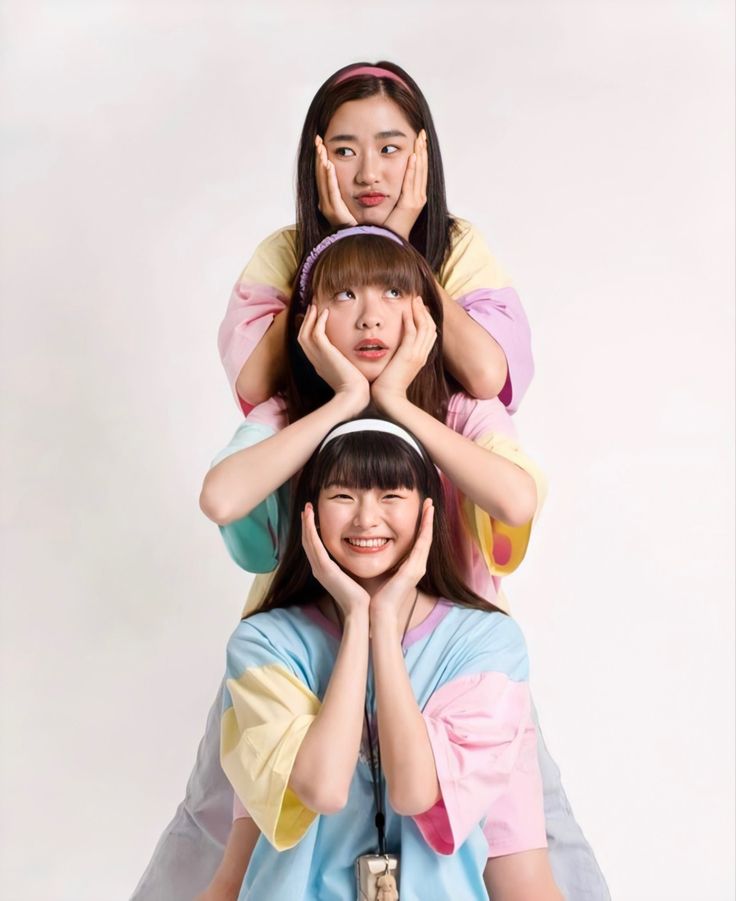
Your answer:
[345,537,389,548]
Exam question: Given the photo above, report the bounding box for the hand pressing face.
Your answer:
[322,95,417,225]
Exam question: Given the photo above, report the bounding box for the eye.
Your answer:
[382,491,406,500]
[384,287,403,300]
[381,144,400,154]
[334,289,356,302]
[334,146,355,158]
[327,491,354,501]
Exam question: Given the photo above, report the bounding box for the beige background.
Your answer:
[1,1,734,899]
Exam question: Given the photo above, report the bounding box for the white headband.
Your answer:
[318,419,424,457]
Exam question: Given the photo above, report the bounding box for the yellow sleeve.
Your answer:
[462,433,547,576]
[221,663,321,850]
[239,226,300,296]
[438,219,513,298]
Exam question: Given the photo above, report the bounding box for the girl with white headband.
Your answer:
[219,418,562,900]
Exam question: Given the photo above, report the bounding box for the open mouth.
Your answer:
[354,340,388,359]
[344,537,390,553]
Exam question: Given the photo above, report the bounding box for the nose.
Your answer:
[356,291,383,329]
[356,149,379,185]
[353,496,379,529]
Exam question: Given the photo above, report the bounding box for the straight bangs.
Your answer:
[310,236,423,300]
[314,432,424,494]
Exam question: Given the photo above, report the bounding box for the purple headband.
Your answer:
[297,226,405,303]
[334,65,411,92]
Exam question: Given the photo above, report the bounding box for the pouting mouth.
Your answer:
[344,537,390,548]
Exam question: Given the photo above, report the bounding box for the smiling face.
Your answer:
[323,95,417,225]
[317,484,421,588]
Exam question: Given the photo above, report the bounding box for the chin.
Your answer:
[354,207,392,226]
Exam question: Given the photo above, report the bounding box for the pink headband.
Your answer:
[334,65,411,92]
[297,226,405,303]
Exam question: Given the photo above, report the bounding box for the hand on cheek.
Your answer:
[383,130,428,239]
[370,296,437,412]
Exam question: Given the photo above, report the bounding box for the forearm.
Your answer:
[289,609,370,813]
[371,610,440,816]
[438,283,508,400]
[373,395,536,526]
[200,392,361,525]
[483,850,563,901]
[195,817,260,901]
[234,311,288,408]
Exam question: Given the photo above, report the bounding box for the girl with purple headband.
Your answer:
[131,63,610,900]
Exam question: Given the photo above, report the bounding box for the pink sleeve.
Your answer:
[217,281,288,415]
[457,287,533,415]
[413,671,545,856]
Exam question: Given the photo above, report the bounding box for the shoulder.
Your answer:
[253,225,299,255]
[438,219,511,295]
[441,605,529,682]
[210,409,283,467]
[227,607,306,669]
[239,225,300,294]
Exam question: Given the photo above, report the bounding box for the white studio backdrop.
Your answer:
[1,1,733,899]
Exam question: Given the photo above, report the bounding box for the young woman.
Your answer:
[195,227,599,900]
[218,60,532,418]
[220,417,562,900]
[132,64,609,901]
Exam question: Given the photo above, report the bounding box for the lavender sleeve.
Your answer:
[457,287,534,415]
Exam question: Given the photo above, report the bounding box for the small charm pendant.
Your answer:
[376,869,399,900]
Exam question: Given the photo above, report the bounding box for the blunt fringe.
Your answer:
[284,233,453,425]
[254,427,501,618]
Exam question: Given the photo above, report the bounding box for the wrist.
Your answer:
[371,385,409,416]
[331,385,369,418]
[369,605,402,640]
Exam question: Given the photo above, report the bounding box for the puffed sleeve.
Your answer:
[413,616,546,856]
[438,220,534,414]
[221,623,321,850]
[446,394,547,578]
[211,397,290,573]
[218,227,299,414]
[462,432,547,577]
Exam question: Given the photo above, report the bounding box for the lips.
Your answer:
[356,193,387,207]
[344,537,391,554]
[354,338,388,360]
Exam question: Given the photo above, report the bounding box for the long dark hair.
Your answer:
[255,425,500,617]
[284,231,453,425]
[295,61,454,272]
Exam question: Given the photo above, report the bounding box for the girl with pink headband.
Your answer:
[132,63,609,901]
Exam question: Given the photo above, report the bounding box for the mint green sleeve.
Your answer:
[211,421,289,573]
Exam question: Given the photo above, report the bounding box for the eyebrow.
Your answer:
[326,130,408,143]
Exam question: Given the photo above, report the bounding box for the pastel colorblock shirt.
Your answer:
[212,392,546,615]
[218,220,534,415]
[221,601,546,900]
